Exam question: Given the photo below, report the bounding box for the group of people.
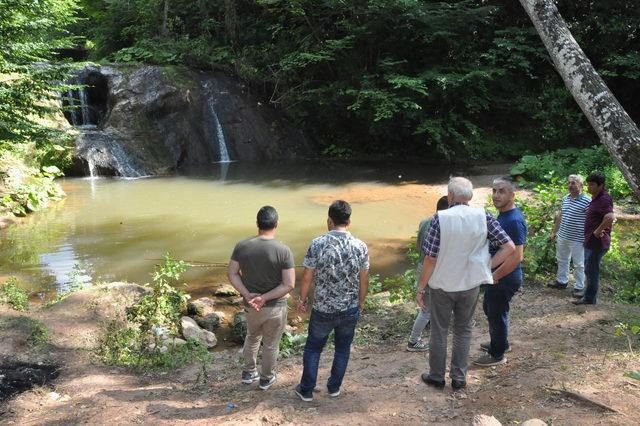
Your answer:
[226,172,614,398]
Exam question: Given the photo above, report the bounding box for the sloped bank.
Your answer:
[65,65,315,177]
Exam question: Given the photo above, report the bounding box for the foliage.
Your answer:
[614,321,640,355]
[0,165,65,216]
[25,318,50,348]
[97,254,206,369]
[604,225,640,305]
[0,277,29,311]
[511,146,634,200]
[279,331,307,358]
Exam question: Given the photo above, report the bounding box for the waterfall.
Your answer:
[203,81,232,163]
[65,89,78,126]
[78,87,90,126]
[64,82,94,128]
[87,156,97,179]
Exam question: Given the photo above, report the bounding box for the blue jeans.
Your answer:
[483,279,520,359]
[299,306,360,393]
[583,247,607,303]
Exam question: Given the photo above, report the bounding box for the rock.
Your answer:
[181,316,217,348]
[521,420,547,426]
[472,415,502,426]
[232,312,247,343]
[195,313,221,332]
[214,284,239,297]
[163,337,187,346]
[187,297,220,316]
[227,296,243,306]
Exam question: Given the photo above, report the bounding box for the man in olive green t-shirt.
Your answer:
[228,206,295,391]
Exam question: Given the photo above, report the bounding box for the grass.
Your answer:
[26,317,50,347]
[0,277,29,311]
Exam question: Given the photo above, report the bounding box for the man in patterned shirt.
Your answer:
[294,200,369,402]
[416,177,515,390]
[549,175,591,296]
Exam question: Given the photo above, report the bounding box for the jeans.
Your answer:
[299,306,360,393]
[483,280,520,359]
[555,237,585,289]
[242,305,288,380]
[583,247,607,303]
[428,287,479,383]
[409,290,430,343]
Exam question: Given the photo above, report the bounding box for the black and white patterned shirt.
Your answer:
[303,230,369,314]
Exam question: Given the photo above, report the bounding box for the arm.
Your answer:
[492,243,522,281]
[550,210,562,240]
[416,256,437,309]
[358,268,369,311]
[227,260,258,302]
[593,212,615,238]
[249,267,296,311]
[296,267,314,313]
[490,240,516,270]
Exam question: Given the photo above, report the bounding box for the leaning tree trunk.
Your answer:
[520,0,640,197]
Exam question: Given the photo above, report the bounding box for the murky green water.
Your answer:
[1,161,452,300]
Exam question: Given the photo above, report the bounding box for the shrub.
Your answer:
[0,277,29,311]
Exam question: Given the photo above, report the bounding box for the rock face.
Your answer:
[181,316,217,348]
[66,65,314,177]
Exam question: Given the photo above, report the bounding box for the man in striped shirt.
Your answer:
[549,175,591,296]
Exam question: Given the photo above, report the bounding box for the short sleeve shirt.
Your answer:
[558,193,591,243]
[584,190,614,250]
[303,230,369,313]
[490,207,528,284]
[230,237,295,307]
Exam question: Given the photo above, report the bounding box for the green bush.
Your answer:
[0,277,29,311]
[604,226,640,304]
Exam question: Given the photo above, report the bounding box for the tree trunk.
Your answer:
[160,0,169,37]
[519,0,640,197]
[224,0,238,48]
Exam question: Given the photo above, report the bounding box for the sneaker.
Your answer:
[328,389,341,398]
[572,289,585,298]
[473,354,507,367]
[479,341,511,353]
[259,374,277,390]
[451,379,466,390]
[547,281,567,289]
[407,340,429,352]
[572,298,594,305]
[241,370,259,384]
[294,384,313,402]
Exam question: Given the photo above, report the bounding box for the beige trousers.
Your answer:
[243,304,288,380]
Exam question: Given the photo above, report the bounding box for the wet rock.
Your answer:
[472,415,502,426]
[232,312,247,343]
[195,313,221,332]
[187,297,220,316]
[181,316,217,348]
[214,284,239,297]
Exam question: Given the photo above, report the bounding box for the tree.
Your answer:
[519,0,640,197]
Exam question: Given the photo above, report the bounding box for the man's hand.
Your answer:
[243,292,260,303]
[248,295,265,311]
[593,229,605,238]
[416,290,426,309]
[296,300,308,314]
[549,231,557,241]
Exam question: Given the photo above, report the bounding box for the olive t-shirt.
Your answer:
[230,236,295,307]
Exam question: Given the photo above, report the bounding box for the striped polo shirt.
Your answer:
[558,193,591,242]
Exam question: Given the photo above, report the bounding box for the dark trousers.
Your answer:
[483,280,520,359]
[299,306,360,393]
[584,247,607,303]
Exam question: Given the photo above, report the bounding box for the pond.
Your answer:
[0,161,471,301]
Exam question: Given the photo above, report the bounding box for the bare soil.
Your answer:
[1,280,639,426]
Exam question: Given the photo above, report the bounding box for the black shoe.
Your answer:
[421,373,445,389]
[294,384,313,402]
[451,379,466,390]
[480,341,511,353]
[547,281,567,289]
[572,298,594,305]
[259,374,277,390]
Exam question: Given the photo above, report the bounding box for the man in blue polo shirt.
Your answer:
[475,177,527,367]
[549,175,591,296]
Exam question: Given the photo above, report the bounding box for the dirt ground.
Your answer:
[1,279,639,426]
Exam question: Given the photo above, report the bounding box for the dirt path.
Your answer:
[2,281,639,425]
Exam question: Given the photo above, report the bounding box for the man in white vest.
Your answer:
[416,177,515,390]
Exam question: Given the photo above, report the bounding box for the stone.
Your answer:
[195,313,221,332]
[181,316,217,348]
[232,312,247,344]
[472,415,502,426]
[521,420,547,426]
[214,284,239,297]
[187,297,219,316]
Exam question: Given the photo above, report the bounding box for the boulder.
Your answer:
[181,316,217,348]
[194,313,221,332]
[214,284,239,297]
[472,415,502,426]
[187,297,220,316]
[232,312,247,343]
[521,420,547,426]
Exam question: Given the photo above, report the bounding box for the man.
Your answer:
[549,175,591,296]
[227,206,295,390]
[474,177,527,367]
[417,177,515,390]
[294,200,369,402]
[407,195,449,352]
[573,172,614,305]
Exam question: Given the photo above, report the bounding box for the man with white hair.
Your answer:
[417,177,515,390]
[549,175,591,297]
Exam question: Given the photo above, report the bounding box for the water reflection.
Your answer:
[0,161,457,298]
